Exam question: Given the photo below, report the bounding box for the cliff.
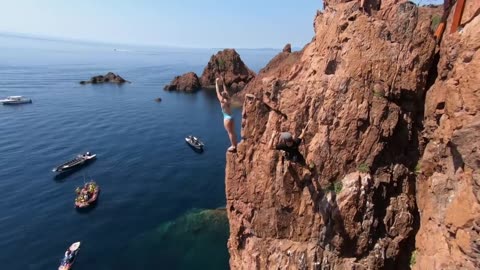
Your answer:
[414,0,480,269]
[223,0,471,269]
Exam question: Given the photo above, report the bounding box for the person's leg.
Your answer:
[224,119,237,150]
[227,119,237,147]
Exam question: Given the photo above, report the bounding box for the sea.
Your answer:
[0,34,278,270]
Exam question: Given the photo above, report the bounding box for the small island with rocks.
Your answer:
[164,72,201,92]
[164,49,255,94]
[80,72,130,84]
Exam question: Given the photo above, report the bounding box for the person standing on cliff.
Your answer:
[216,77,237,152]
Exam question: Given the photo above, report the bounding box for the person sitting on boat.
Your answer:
[88,183,95,193]
[64,249,74,263]
[68,251,74,260]
[82,189,90,201]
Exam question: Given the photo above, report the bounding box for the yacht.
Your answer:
[0,96,32,105]
[52,152,97,173]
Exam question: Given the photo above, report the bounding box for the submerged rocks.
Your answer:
[80,72,129,84]
[118,208,229,269]
[164,72,201,92]
[164,49,255,94]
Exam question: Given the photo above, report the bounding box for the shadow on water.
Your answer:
[53,159,97,182]
[112,208,229,270]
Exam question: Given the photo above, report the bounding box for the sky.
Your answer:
[0,0,444,49]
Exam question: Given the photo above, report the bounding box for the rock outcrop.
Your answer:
[225,1,446,269]
[164,49,255,94]
[414,1,480,269]
[283,43,292,53]
[164,72,201,92]
[79,72,129,84]
[199,49,256,93]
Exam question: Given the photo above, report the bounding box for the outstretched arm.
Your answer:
[215,78,223,102]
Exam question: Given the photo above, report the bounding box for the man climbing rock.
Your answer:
[268,122,310,166]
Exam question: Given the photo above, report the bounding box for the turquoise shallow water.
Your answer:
[0,35,277,270]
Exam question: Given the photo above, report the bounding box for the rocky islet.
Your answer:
[80,72,130,85]
[164,49,255,93]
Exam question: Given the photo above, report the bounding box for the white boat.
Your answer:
[185,135,204,151]
[52,152,97,173]
[58,241,81,270]
[0,96,32,105]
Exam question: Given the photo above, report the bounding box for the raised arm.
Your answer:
[221,75,228,95]
[298,121,311,140]
[215,78,223,102]
[268,130,279,149]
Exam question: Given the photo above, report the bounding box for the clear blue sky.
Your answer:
[0,0,443,49]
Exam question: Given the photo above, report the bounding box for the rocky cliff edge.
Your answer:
[224,0,460,269]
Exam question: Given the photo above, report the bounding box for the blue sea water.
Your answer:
[0,35,277,270]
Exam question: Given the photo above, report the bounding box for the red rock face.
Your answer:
[199,49,256,93]
[414,1,480,269]
[283,43,292,53]
[225,1,445,269]
[164,72,201,92]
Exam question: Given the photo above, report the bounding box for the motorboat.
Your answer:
[58,242,80,270]
[75,181,100,208]
[185,135,204,151]
[52,152,96,173]
[0,96,32,105]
